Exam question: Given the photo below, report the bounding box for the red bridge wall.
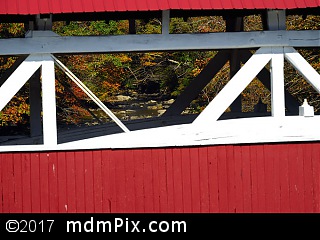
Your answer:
[0,142,319,213]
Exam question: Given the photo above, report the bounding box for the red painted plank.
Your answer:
[234,146,244,212]
[21,154,31,212]
[278,144,290,212]
[190,147,201,212]
[108,150,117,213]
[241,146,252,212]
[39,153,49,212]
[217,146,229,212]
[207,146,219,212]
[198,147,210,212]
[48,152,58,213]
[114,150,126,213]
[287,144,301,212]
[255,145,266,211]
[272,145,281,212]
[12,153,23,212]
[56,152,68,213]
[92,150,103,212]
[101,150,111,213]
[249,145,259,212]
[181,148,192,212]
[226,145,236,213]
[151,149,160,212]
[124,150,136,212]
[133,149,145,213]
[165,148,175,212]
[84,151,94,212]
[70,0,83,12]
[30,153,40,212]
[74,151,85,212]
[311,143,320,212]
[303,143,315,212]
[296,144,306,212]
[143,149,154,212]
[157,148,168,212]
[264,145,276,212]
[65,151,77,212]
[172,148,184,212]
[1,154,14,212]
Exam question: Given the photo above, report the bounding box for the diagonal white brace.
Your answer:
[193,47,273,125]
[284,47,320,94]
[51,55,130,133]
[0,55,42,112]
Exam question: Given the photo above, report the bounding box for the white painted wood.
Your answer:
[284,47,320,93]
[299,99,314,117]
[1,115,320,152]
[162,10,170,35]
[271,47,285,117]
[0,55,42,112]
[52,55,130,133]
[41,54,58,146]
[193,47,273,124]
[0,30,319,55]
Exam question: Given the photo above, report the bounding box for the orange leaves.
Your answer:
[0,96,30,126]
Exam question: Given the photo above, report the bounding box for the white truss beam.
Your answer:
[284,47,320,94]
[271,47,285,117]
[193,47,273,124]
[0,30,319,55]
[41,54,58,146]
[0,55,42,112]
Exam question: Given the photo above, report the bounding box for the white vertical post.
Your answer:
[41,54,57,146]
[270,47,286,117]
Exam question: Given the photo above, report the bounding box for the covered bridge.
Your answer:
[0,0,319,213]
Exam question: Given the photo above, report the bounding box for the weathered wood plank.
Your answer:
[207,146,219,212]
[0,30,318,55]
[198,147,210,212]
[65,151,77,212]
[84,151,94,212]
[48,152,59,213]
[39,153,49,212]
[57,152,68,213]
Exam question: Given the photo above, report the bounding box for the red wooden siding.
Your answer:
[1,142,320,213]
[0,0,319,15]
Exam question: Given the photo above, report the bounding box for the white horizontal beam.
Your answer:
[0,30,319,55]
